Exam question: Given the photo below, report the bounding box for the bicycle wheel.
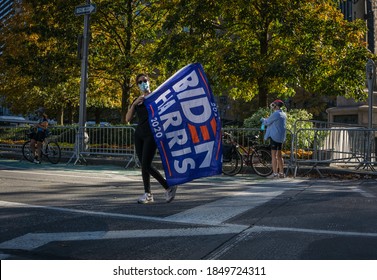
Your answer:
[222,146,243,176]
[45,141,61,164]
[251,148,273,177]
[22,141,35,162]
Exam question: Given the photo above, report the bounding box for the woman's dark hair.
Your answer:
[135,73,149,84]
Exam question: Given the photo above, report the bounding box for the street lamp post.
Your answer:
[366,58,375,129]
[72,0,96,164]
[365,58,375,171]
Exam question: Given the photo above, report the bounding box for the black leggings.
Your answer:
[134,130,168,193]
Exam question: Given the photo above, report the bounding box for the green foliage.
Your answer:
[243,107,271,129]
[89,0,171,122]
[0,0,81,117]
[285,109,313,133]
[288,2,371,101]
[156,0,372,110]
[0,0,373,125]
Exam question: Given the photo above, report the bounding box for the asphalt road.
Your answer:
[1,158,377,260]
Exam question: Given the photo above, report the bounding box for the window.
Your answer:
[333,114,358,124]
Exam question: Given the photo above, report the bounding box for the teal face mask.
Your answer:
[138,81,150,92]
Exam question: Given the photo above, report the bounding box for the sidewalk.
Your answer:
[1,149,376,179]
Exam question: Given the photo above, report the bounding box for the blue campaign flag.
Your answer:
[144,63,222,186]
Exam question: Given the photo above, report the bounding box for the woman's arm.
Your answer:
[263,112,278,126]
[125,103,135,123]
[125,96,145,123]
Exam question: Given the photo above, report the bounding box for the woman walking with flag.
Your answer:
[126,73,177,204]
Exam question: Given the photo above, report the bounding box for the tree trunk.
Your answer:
[67,104,75,124]
[57,106,64,125]
[94,108,101,124]
[258,27,269,108]
[121,78,131,123]
[121,0,133,124]
[257,77,268,108]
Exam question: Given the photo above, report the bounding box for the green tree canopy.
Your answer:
[89,0,170,122]
[0,0,373,124]
[0,0,82,121]
[155,0,372,109]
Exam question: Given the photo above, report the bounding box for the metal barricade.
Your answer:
[293,127,377,176]
[0,125,76,157]
[46,126,77,157]
[222,127,263,147]
[2,122,377,175]
[0,126,29,152]
[70,126,137,168]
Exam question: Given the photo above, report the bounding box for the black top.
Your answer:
[133,101,152,137]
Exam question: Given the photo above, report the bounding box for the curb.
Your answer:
[2,151,377,179]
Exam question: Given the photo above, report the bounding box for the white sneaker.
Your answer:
[137,193,154,204]
[33,158,41,164]
[165,185,177,203]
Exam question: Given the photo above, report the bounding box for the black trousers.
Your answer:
[134,129,168,193]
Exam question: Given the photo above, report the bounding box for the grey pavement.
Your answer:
[0,158,377,260]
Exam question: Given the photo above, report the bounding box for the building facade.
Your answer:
[0,0,14,22]
[339,0,377,52]
[0,0,14,54]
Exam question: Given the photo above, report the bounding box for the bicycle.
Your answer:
[222,131,273,177]
[22,128,61,164]
[222,133,243,176]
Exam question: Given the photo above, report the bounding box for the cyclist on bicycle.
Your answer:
[29,107,48,164]
[261,100,287,179]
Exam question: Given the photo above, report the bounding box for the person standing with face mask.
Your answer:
[261,100,287,179]
[126,73,178,204]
